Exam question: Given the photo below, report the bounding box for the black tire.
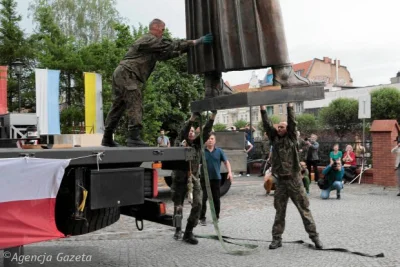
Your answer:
[164,176,172,187]
[55,167,121,236]
[220,173,231,197]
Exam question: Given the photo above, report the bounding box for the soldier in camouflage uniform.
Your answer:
[260,103,323,250]
[171,111,216,244]
[101,18,213,147]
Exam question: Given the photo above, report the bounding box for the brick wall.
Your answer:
[370,120,400,187]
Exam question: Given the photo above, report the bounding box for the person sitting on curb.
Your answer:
[320,160,344,200]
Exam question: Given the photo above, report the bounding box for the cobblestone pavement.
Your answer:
[2,176,400,267]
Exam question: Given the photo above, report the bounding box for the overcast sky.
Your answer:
[17,0,400,87]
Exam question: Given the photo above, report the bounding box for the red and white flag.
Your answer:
[0,157,70,249]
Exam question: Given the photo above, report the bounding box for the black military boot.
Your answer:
[101,129,120,147]
[272,64,325,88]
[182,224,198,245]
[311,237,323,249]
[127,125,149,147]
[205,72,234,98]
[269,237,282,249]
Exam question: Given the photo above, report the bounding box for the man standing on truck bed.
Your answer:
[260,103,323,250]
[101,18,213,147]
[171,111,216,244]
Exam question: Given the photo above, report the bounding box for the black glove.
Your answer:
[211,110,217,114]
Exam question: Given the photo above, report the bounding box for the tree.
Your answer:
[213,123,227,131]
[296,113,318,135]
[0,0,33,111]
[29,0,122,45]
[370,87,400,121]
[257,115,281,133]
[318,98,360,139]
[234,120,248,130]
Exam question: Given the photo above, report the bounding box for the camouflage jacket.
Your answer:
[120,33,190,83]
[180,118,214,177]
[261,106,300,178]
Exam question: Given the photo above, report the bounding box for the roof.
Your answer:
[232,83,250,93]
[266,60,314,77]
[370,120,400,132]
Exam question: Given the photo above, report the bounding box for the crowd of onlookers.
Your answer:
[260,132,373,200]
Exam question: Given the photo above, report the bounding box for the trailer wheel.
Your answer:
[220,173,231,197]
[55,167,121,236]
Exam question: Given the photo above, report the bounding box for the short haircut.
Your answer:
[149,18,164,29]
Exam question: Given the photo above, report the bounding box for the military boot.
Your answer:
[205,73,233,98]
[101,129,120,147]
[272,64,325,88]
[173,227,183,240]
[269,237,282,249]
[311,237,323,249]
[126,126,149,147]
[182,224,198,245]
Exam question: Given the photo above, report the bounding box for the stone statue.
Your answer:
[185,0,321,97]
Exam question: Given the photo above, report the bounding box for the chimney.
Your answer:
[391,71,400,84]
[323,57,331,64]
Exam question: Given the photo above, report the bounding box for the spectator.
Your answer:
[300,161,310,195]
[329,143,342,165]
[391,140,400,196]
[240,124,256,145]
[157,129,170,147]
[259,132,271,177]
[306,134,320,182]
[199,133,233,225]
[342,145,357,183]
[244,138,254,177]
[320,160,344,200]
[263,167,276,196]
[297,131,307,161]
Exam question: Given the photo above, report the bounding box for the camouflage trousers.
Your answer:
[272,174,319,240]
[171,170,202,228]
[104,65,144,131]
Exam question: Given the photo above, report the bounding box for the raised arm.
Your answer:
[286,103,297,139]
[192,112,216,145]
[260,105,277,139]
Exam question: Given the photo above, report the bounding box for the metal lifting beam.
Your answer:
[190,86,325,113]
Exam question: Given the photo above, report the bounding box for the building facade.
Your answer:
[215,56,353,135]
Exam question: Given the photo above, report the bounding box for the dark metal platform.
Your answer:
[0,146,195,166]
[190,86,325,112]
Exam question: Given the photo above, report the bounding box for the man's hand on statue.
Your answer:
[288,102,294,107]
[211,109,217,114]
[260,105,266,110]
[194,33,213,45]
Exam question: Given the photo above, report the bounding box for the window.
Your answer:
[295,70,303,76]
[267,106,274,116]
[295,102,304,114]
[279,105,283,114]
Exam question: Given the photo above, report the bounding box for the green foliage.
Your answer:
[29,0,122,45]
[0,0,34,112]
[257,115,282,133]
[318,98,360,139]
[60,105,84,133]
[213,123,227,131]
[370,87,400,121]
[234,120,248,130]
[296,113,318,135]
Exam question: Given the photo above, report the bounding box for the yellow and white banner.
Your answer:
[84,72,104,134]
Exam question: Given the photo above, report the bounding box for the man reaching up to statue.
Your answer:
[102,19,213,147]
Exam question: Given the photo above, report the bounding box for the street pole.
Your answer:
[249,106,252,142]
[362,118,365,148]
[17,75,21,113]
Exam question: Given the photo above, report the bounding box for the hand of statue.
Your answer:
[260,105,266,110]
[288,102,294,107]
